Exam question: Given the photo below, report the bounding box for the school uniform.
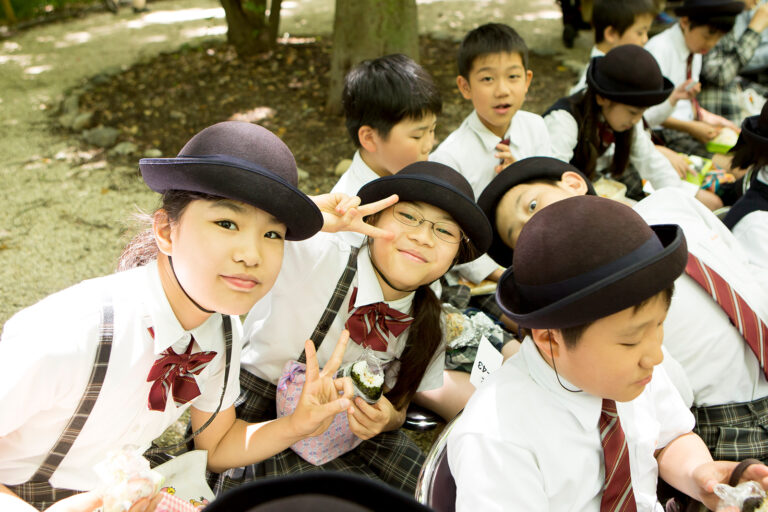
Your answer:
[0,261,241,500]
[645,24,714,156]
[331,150,382,198]
[726,168,768,272]
[448,337,694,512]
[544,103,698,198]
[634,187,768,460]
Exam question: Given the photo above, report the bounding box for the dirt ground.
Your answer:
[0,0,591,327]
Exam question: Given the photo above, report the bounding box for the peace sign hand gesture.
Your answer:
[311,193,399,240]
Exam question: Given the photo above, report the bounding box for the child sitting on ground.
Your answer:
[450,189,768,510]
[546,44,723,209]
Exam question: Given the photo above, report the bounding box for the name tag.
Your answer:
[470,336,503,388]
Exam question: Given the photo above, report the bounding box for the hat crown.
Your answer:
[396,161,476,201]
[513,195,656,287]
[760,101,768,133]
[179,121,298,186]
[598,45,663,92]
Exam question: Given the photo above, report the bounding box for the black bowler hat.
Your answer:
[496,195,687,329]
[674,0,745,16]
[742,101,768,149]
[478,157,597,268]
[140,121,322,241]
[358,161,493,263]
[204,472,432,512]
[587,45,674,107]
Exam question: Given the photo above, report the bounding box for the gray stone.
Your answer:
[82,126,120,148]
[58,112,77,129]
[297,167,309,181]
[334,158,352,176]
[91,73,112,86]
[560,58,586,75]
[61,94,79,116]
[110,141,138,156]
[71,111,94,131]
[144,148,163,158]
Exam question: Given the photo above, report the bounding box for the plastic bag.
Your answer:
[714,481,768,511]
[94,447,164,512]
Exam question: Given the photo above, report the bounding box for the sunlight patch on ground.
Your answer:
[140,34,170,44]
[512,9,562,21]
[54,31,93,49]
[181,25,227,38]
[125,7,224,29]
[0,54,31,66]
[24,64,53,75]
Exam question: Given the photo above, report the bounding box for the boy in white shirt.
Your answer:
[450,190,768,511]
[645,0,745,157]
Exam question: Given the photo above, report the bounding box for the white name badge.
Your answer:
[469,336,504,388]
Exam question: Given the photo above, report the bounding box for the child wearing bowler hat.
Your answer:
[449,191,768,511]
[475,156,768,476]
[723,101,768,265]
[214,161,492,495]
[545,44,723,209]
[0,121,393,511]
[645,0,745,157]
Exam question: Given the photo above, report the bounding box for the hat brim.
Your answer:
[674,2,745,16]
[140,155,322,241]
[587,61,674,107]
[358,174,492,263]
[496,224,687,329]
[742,115,768,148]
[478,158,597,269]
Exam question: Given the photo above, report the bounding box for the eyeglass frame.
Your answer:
[390,203,466,244]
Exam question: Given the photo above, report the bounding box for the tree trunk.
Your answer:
[221,0,282,55]
[325,0,419,115]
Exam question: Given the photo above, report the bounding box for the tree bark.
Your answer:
[221,0,282,55]
[325,0,419,115]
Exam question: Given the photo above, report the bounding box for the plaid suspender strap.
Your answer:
[297,246,360,364]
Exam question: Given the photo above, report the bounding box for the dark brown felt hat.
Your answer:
[477,157,597,268]
[742,100,768,149]
[358,161,492,263]
[496,195,687,329]
[140,121,322,241]
[586,45,674,107]
[674,0,745,16]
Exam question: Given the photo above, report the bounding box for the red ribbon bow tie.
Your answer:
[344,288,414,352]
[598,121,615,147]
[146,327,217,411]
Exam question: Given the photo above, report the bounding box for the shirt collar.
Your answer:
[520,336,603,431]
[354,245,415,315]
[350,150,384,183]
[467,110,518,153]
[140,260,223,354]
[670,23,692,63]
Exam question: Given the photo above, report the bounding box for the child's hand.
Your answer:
[688,120,721,143]
[748,3,768,33]
[312,192,398,239]
[290,331,353,438]
[670,80,700,106]
[698,109,739,132]
[494,141,515,174]
[693,460,768,511]
[656,145,695,178]
[347,394,404,440]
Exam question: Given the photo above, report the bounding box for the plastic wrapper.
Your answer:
[94,447,164,512]
[714,481,768,511]
[342,348,385,403]
[442,304,509,373]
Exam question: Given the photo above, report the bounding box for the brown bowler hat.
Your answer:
[496,195,687,329]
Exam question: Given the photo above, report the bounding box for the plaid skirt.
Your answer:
[210,370,426,496]
[3,481,80,511]
[692,395,768,464]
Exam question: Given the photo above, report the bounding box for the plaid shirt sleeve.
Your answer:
[701,28,762,87]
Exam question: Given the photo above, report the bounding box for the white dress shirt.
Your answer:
[544,109,698,195]
[448,337,694,512]
[0,261,242,490]
[634,188,768,406]
[569,46,605,95]
[240,234,444,391]
[645,24,701,127]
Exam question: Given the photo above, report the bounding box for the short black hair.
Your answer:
[342,53,442,147]
[457,23,529,78]
[558,286,674,348]
[593,0,656,44]
[686,14,738,34]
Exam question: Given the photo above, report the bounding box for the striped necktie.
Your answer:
[685,253,768,377]
[686,54,702,120]
[599,399,637,512]
[345,288,413,352]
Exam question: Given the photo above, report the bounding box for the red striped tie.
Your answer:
[686,54,702,120]
[345,288,413,352]
[146,328,217,411]
[599,399,637,512]
[685,253,768,377]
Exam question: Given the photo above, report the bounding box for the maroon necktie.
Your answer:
[685,253,768,377]
[686,54,702,120]
[599,399,637,512]
[345,288,414,352]
[146,327,217,411]
[498,137,510,166]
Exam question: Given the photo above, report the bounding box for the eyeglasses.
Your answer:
[391,203,464,244]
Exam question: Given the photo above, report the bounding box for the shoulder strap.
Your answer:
[30,302,115,483]
[298,246,360,364]
[144,315,232,456]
